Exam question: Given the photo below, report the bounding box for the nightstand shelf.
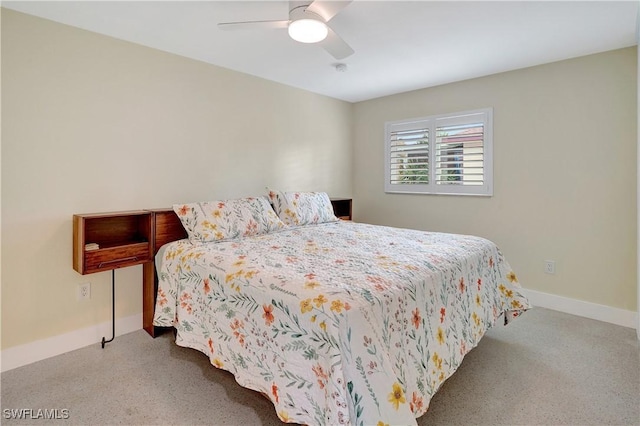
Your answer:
[330,198,352,221]
[73,211,152,275]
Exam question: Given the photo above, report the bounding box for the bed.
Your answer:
[143,193,530,426]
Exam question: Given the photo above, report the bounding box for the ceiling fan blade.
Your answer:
[322,27,354,60]
[306,0,353,22]
[218,20,289,31]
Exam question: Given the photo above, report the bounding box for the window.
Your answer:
[385,107,493,196]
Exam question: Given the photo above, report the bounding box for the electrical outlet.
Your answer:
[544,260,556,274]
[77,283,91,301]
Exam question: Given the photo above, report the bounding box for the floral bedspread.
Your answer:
[153,221,530,425]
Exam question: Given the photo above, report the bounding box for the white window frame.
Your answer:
[384,107,493,196]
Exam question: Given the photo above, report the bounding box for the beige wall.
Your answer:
[353,47,637,312]
[1,10,353,350]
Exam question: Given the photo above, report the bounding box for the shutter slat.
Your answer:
[437,160,483,166]
[391,146,428,153]
[391,163,429,169]
[436,176,485,180]
[437,141,483,149]
[436,171,484,176]
[436,180,484,186]
[391,134,428,141]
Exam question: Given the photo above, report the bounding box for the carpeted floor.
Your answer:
[1,307,638,425]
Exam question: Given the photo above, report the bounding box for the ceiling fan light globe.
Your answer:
[288,19,328,43]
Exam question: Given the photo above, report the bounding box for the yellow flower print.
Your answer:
[475,294,481,307]
[245,270,258,279]
[202,220,217,230]
[278,411,290,422]
[472,312,481,326]
[300,299,313,314]
[313,294,328,307]
[212,358,223,368]
[319,321,327,331]
[377,422,390,426]
[432,353,443,370]
[233,259,245,267]
[330,299,345,313]
[511,300,523,309]
[167,247,184,260]
[310,315,317,323]
[436,327,445,345]
[387,382,406,410]
[507,271,518,283]
[213,209,222,218]
[215,231,224,240]
[305,281,320,289]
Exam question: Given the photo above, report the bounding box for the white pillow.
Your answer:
[267,190,338,226]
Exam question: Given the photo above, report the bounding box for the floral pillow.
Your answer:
[267,190,338,226]
[173,197,286,244]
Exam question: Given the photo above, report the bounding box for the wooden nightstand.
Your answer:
[73,211,152,274]
[330,198,352,221]
[73,210,153,347]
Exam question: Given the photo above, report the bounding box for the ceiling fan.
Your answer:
[218,0,354,60]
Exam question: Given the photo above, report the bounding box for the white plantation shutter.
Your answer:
[388,122,430,185]
[385,108,492,196]
[435,114,485,187]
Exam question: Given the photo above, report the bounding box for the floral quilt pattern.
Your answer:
[153,221,530,425]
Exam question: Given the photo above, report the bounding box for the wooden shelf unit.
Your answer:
[330,198,352,221]
[73,210,153,275]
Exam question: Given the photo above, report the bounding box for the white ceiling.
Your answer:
[3,1,638,103]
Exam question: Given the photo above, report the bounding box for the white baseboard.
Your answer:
[0,313,142,373]
[523,288,638,330]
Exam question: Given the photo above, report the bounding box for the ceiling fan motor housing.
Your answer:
[288,6,328,43]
